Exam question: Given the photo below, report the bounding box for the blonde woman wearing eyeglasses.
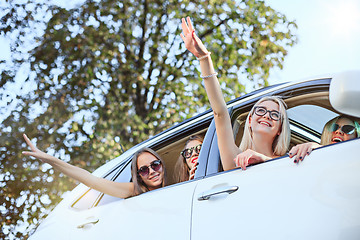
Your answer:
[180,17,290,171]
[289,114,360,162]
[22,134,167,198]
[175,135,204,182]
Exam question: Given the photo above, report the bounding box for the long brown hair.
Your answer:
[175,135,204,183]
[131,148,167,196]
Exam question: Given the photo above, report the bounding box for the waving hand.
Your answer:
[22,134,58,164]
[180,17,209,58]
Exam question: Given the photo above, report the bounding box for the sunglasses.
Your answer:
[253,106,281,121]
[137,160,162,177]
[332,124,355,135]
[181,144,202,159]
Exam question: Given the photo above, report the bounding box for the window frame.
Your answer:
[199,78,333,179]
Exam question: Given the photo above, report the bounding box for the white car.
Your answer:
[30,71,360,240]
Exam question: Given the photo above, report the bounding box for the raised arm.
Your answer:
[180,17,239,170]
[22,134,134,199]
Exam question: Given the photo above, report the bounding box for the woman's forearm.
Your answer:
[48,157,134,198]
[54,158,134,197]
[50,158,96,186]
[198,56,241,169]
[198,56,228,117]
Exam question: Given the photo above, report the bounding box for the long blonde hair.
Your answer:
[239,96,290,156]
[320,115,360,145]
[131,148,167,196]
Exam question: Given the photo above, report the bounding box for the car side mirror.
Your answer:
[329,70,360,118]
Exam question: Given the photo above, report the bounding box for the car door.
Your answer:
[191,138,360,239]
[30,109,215,240]
[72,180,199,240]
[31,160,200,240]
[75,119,218,240]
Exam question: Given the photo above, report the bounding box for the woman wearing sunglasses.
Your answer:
[22,134,166,198]
[180,17,290,171]
[289,115,360,162]
[175,135,203,182]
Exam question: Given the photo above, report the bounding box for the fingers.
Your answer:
[22,151,41,159]
[181,17,197,40]
[189,164,197,180]
[192,31,205,50]
[234,156,240,168]
[22,150,43,163]
[289,142,318,164]
[186,16,194,32]
[181,17,191,35]
[23,133,38,152]
[289,145,304,163]
[288,145,297,159]
[307,148,313,155]
[234,155,249,170]
[240,160,246,170]
[290,145,301,163]
[181,18,187,32]
[180,33,185,41]
[22,133,47,162]
[241,156,250,170]
[23,133,31,145]
[22,151,31,156]
[294,147,307,163]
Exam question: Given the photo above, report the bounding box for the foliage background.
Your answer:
[0,0,297,238]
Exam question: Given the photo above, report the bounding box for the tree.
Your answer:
[0,0,297,238]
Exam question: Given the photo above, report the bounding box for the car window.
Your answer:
[154,129,208,185]
[233,90,337,146]
[71,159,130,210]
[287,105,338,136]
[70,121,211,209]
[96,161,132,207]
[214,86,336,174]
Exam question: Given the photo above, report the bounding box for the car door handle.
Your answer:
[77,218,99,229]
[198,185,239,201]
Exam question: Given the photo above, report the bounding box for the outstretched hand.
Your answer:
[22,134,56,164]
[180,17,209,58]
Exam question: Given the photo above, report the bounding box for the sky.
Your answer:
[0,0,360,120]
[266,0,360,85]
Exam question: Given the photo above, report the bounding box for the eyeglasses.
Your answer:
[181,144,202,159]
[137,160,162,177]
[253,106,281,121]
[332,124,355,135]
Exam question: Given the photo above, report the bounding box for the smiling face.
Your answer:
[331,118,357,144]
[137,152,164,191]
[249,100,282,139]
[184,139,202,170]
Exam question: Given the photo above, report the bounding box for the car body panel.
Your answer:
[76,180,198,239]
[192,138,360,239]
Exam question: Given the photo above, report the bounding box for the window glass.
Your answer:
[71,115,211,208]
[96,161,132,206]
[287,105,338,134]
[233,103,337,151]
[71,159,130,210]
